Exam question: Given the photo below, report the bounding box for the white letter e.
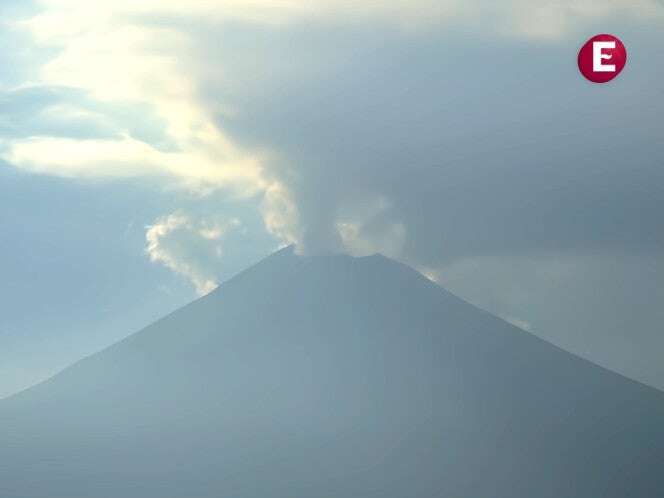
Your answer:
[593,41,616,72]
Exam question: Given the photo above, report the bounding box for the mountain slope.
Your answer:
[1,247,663,497]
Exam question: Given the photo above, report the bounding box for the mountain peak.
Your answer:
[2,247,664,498]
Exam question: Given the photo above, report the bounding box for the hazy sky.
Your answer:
[1,0,663,398]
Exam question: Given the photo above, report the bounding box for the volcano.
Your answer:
[1,247,663,497]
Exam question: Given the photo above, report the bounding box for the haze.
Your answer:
[1,0,663,398]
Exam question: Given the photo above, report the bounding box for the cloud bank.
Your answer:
[3,0,663,274]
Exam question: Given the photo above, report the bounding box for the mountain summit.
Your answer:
[1,247,663,497]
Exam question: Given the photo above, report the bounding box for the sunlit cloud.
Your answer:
[2,0,663,278]
[6,7,268,194]
[145,212,244,295]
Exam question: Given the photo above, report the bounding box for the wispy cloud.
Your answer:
[2,0,663,278]
[145,212,243,295]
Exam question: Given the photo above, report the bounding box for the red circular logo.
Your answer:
[578,34,627,83]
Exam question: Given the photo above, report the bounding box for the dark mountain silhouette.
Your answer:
[1,246,663,497]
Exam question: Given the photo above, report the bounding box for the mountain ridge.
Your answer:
[11,245,654,403]
[1,247,663,498]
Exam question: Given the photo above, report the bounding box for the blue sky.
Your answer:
[1,0,663,397]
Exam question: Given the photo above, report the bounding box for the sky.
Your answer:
[1,0,663,398]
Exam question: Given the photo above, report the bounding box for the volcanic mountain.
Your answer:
[1,247,663,497]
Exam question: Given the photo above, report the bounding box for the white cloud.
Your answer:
[3,0,661,202]
[260,182,301,248]
[4,2,271,197]
[22,1,663,41]
[5,0,659,182]
[145,212,242,295]
[2,0,663,281]
[336,195,406,259]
